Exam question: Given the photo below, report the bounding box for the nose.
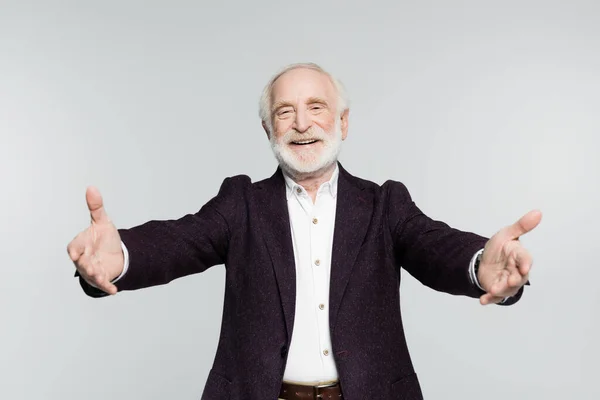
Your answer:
[292,108,311,133]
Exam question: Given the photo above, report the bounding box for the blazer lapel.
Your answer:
[329,163,374,333]
[253,168,296,342]
[253,163,374,341]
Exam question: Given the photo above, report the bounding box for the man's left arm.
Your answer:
[388,181,540,305]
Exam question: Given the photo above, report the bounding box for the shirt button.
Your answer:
[296,187,302,194]
[323,349,329,356]
[312,217,318,224]
[319,303,325,310]
[314,259,320,266]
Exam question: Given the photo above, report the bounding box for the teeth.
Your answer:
[293,140,317,144]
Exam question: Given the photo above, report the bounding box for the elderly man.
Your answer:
[67,63,541,400]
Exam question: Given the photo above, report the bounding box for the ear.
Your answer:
[340,109,349,140]
[262,120,270,139]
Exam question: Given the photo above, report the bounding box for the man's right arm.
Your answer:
[76,176,246,297]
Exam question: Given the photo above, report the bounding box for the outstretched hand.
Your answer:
[477,210,542,305]
[67,187,124,295]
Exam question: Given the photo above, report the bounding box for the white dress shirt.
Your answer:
[112,166,506,383]
[280,165,340,384]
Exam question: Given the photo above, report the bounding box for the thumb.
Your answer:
[86,186,110,224]
[505,209,543,240]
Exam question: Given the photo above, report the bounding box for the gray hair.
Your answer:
[258,62,350,133]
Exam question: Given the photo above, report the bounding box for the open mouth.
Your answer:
[290,139,319,146]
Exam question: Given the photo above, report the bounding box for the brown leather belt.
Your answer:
[279,381,342,399]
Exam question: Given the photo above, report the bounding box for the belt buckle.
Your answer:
[314,382,339,398]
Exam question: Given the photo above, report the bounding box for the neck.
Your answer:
[283,162,337,202]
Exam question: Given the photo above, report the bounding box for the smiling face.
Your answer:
[263,67,349,179]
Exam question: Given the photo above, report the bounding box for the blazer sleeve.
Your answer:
[387,180,490,300]
[77,175,247,298]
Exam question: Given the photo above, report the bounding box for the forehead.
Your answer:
[270,68,337,105]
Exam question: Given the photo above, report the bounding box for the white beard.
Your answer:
[269,118,343,179]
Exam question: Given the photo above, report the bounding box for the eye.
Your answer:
[276,108,294,118]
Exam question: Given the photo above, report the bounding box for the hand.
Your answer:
[478,210,542,305]
[67,187,124,295]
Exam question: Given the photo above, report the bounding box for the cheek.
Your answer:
[272,128,287,143]
[274,119,292,135]
[315,115,336,132]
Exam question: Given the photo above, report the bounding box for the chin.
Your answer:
[276,149,339,179]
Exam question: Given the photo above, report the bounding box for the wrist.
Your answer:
[469,248,485,292]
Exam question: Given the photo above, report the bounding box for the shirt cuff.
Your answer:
[468,248,485,291]
[111,241,129,283]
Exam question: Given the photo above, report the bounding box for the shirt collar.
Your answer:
[283,163,339,200]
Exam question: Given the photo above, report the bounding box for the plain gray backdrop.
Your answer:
[1,0,598,399]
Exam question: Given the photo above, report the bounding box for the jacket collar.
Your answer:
[282,164,340,200]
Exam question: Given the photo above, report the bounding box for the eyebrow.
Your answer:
[271,100,295,113]
[306,97,329,107]
[271,97,330,113]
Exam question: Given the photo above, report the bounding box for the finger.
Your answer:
[508,270,526,287]
[93,278,118,295]
[508,263,530,287]
[505,256,525,287]
[74,253,94,277]
[480,293,505,305]
[86,186,110,224]
[515,247,534,276]
[490,278,522,298]
[78,259,118,295]
[489,270,509,296]
[67,234,86,262]
[68,231,96,263]
[505,209,543,240]
[492,276,523,297]
[85,274,118,295]
[92,268,118,295]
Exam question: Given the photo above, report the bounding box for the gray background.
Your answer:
[1,0,598,399]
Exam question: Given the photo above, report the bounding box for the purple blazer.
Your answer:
[78,163,524,399]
